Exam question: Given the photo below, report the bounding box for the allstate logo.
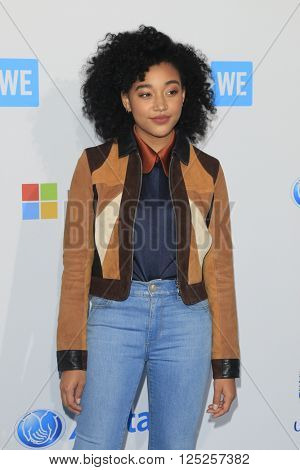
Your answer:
[292,178,300,207]
[15,409,65,448]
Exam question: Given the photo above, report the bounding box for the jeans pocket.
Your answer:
[89,295,113,316]
[184,298,210,312]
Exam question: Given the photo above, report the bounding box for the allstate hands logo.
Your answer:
[15,409,65,448]
[292,178,300,207]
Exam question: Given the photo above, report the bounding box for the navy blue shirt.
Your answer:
[131,126,177,281]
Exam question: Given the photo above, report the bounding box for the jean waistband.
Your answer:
[130,278,180,296]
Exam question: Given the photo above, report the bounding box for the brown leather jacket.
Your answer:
[56,127,241,379]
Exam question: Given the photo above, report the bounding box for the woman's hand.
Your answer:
[60,370,86,415]
[206,378,237,418]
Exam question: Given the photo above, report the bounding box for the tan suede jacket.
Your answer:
[56,126,241,379]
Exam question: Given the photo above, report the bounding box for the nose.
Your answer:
[153,95,167,111]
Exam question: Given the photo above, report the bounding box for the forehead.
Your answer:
[132,62,181,88]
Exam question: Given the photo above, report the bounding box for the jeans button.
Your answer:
[149,283,157,292]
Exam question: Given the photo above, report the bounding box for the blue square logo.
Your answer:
[22,202,39,220]
[0,58,39,107]
[211,61,253,106]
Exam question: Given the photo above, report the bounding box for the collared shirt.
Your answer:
[133,124,176,177]
[131,124,178,281]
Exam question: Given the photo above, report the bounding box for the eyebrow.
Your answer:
[134,80,181,91]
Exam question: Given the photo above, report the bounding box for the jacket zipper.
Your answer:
[130,151,143,283]
[168,152,182,297]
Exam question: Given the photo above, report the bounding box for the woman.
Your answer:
[56,25,241,450]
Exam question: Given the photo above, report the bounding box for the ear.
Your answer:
[182,87,186,102]
[120,91,129,110]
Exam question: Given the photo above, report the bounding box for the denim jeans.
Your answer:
[73,278,212,450]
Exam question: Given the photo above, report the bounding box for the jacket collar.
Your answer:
[117,124,190,165]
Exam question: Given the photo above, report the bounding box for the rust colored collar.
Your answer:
[132,124,176,177]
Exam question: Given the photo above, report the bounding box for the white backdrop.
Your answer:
[0,0,299,450]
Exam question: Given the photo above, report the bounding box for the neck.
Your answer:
[133,124,175,153]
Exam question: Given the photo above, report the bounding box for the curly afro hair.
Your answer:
[80,25,217,144]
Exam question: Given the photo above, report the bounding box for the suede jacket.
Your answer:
[56,126,241,379]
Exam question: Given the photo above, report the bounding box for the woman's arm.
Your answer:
[203,160,240,417]
[56,149,95,373]
[203,160,241,379]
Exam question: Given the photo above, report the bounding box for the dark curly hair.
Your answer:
[80,25,217,144]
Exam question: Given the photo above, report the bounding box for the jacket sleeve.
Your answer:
[56,149,95,373]
[203,161,241,379]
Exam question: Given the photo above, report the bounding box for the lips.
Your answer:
[150,116,170,124]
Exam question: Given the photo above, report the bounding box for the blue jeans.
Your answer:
[73,278,212,450]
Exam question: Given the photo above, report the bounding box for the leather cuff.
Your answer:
[212,358,240,379]
[57,350,87,372]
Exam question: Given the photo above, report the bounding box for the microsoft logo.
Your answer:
[22,183,58,220]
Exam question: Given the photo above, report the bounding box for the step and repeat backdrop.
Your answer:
[0,0,299,451]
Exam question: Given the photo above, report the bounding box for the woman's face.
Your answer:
[121,61,185,139]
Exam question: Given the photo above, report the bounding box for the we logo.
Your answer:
[211,61,253,106]
[0,58,39,106]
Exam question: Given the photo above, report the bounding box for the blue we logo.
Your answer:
[211,61,253,106]
[0,58,39,106]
